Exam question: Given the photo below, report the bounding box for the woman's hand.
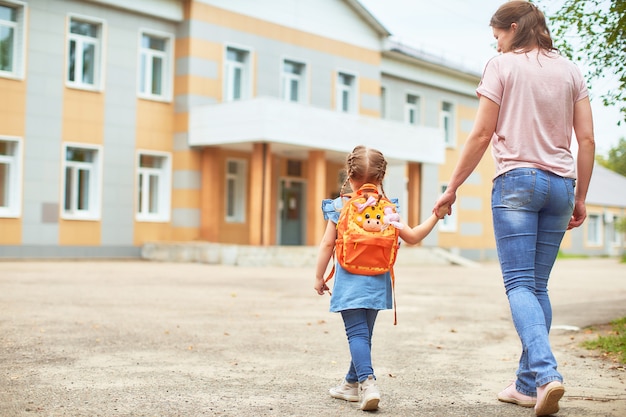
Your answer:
[433,189,456,217]
[568,199,587,230]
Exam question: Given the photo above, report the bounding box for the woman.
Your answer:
[433,2,595,416]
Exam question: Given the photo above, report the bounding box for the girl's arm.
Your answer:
[399,204,448,245]
[314,220,336,295]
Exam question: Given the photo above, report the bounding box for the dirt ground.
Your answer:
[1,258,625,417]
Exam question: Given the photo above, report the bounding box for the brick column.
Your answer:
[407,162,422,233]
[200,147,220,241]
[307,150,327,245]
[250,143,272,245]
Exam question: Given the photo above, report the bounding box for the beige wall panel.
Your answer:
[62,89,104,144]
[360,108,380,118]
[173,149,201,171]
[136,100,174,149]
[171,227,200,241]
[176,38,222,61]
[173,113,188,135]
[58,220,101,246]
[171,189,200,209]
[220,223,249,243]
[174,75,220,97]
[190,3,380,64]
[0,218,21,244]
[134,222,173,245]
[0,79,26,136]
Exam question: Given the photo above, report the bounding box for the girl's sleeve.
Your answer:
[322,197,342,224]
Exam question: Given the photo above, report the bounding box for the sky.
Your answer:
[359,0,626,156]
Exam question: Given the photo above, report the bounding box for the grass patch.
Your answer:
[581,317,626,364]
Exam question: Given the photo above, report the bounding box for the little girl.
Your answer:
[314,145,449,411]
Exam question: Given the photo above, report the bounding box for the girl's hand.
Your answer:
[314,277,330,295]
[434,203,450,220]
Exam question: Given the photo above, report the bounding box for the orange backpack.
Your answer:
[325,183,402,324]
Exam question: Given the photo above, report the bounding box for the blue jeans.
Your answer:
[492,168,575,395]
[341,308,378,383]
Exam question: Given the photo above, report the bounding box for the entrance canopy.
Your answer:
[189,97,445,164]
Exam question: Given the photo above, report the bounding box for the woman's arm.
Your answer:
[314,221,336,295]
[568,96,595,229]
[433,96,499,214]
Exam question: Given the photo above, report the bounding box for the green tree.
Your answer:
[596,137,626,176]
[540,0,626,123]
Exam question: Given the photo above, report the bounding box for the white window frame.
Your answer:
[0,0,27,80]
[336,70,357,114]
[440,101,456,147]
[136,150,171,222]
[0,136,22,218]
[61,143,102,221]
[280,58,307,103]
[586,213,602,246]
[225,158,246,223]
[380,85,388,119]
[66,14,105,91]
[438,183,457,232]
[405,93,422,125]
[610,215,621,246]
[224,44,252,102]
[138,28,174,101]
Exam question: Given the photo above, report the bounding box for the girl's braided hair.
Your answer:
[340,145,388,197]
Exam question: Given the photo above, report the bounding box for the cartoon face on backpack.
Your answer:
[355,205,384,232]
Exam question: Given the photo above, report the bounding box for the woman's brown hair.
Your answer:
[340,145,388,197]
[490,1,556,53]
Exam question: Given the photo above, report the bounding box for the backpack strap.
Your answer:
[323,247,336,296]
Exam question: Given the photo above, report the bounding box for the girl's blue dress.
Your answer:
[321,197,394,313]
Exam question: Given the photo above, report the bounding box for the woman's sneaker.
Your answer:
[329,380,359,402]
[359,375,380,411]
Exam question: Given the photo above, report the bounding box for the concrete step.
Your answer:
[141,242,476,267]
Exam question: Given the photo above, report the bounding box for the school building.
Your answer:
[0,0,622,261]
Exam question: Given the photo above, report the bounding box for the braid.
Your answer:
[344,145,388,195]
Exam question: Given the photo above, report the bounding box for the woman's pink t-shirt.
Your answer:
[476,50,588,179]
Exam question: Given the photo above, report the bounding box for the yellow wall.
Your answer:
[59,88,105,245]
[0,78,26,244]
[0,78,26,136]
[438,102,496,249]
[0,219,21,244]
[189,2,381,65]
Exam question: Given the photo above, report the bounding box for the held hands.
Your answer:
[433,189,456,219]
[434,203,450,220]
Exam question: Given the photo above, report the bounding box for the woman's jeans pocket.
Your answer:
[495,169,536,208]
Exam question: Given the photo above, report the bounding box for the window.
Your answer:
[136,151,171,222]
[67,16,103,89]
[405,94,421,125]
[380,86,387,119]
[281,59,305,103]
[336,72,356,113]
[62,144,101,220]
[225,159,246,222]
[441,101,455,146]
[139,30,172,100]
[225,46,250,102]
[586,214,602,246]
[438,184,456,232]
[0,137,21,217]
[608,214,621,246]
[0,1,26,79]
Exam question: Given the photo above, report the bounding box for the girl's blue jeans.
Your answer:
[341,308,378,383]
[492,168,575,396]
